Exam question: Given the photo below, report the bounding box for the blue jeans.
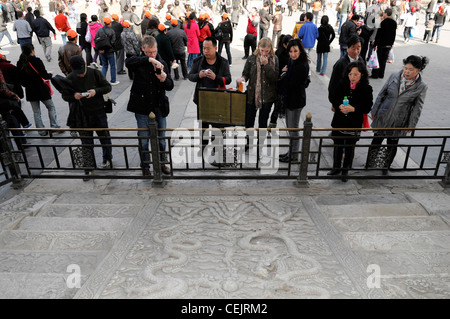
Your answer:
[29,99,59,131]
[316,52,328,74]
[100,52,117,83]
[79,112,113,163]
[188,53,199,71]
[432,24,443,40]
[18,38,32,45]
[218,41,232,65]
[135,109,166,168]
[338,13,348,35]
[0,30,15,45]
[61,32,67,45]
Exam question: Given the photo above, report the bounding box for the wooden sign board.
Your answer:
[198,88,247,126]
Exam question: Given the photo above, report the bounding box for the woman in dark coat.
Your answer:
[316,15,335,75]
[329,61,373,181]
[279,38,310,163]
[16,43,60,136]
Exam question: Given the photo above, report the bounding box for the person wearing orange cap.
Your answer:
[95,17,120,85]
[111,14,126,75]
[167,18,188,80]
[198,14,211,55]
[57,29,82,75]
[121,20,140,79]
[164,13,173,30]
[216,13,233,66]
[54,8,71,45]
[156,23,176,73]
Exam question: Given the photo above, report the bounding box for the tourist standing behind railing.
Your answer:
[328,61,373,182]
[367,55,429,175]
[277,38,310,163]
[236,37,279,131]
[17,42,61,137]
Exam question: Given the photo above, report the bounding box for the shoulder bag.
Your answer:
[28,62,53,95]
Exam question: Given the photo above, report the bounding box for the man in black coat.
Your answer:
[166,19,188,80]
[370,8,397,79]
[328,35,365,104]
[338,14,359,58]
[125,35,174,175]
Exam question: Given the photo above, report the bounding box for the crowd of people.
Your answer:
[0,0,438,181]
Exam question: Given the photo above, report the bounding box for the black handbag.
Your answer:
[161,95,170,118]
[104,98,116,113]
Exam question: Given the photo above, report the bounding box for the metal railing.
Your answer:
[1,113,449,189]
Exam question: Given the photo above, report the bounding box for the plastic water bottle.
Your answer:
[343,96,349,116]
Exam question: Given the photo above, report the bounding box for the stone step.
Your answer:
[0,272,87,299]
[0,250,106,274]
[0,195,57,230]
[17,217,132,232]
[37,204,140,218]
[320,202,429,218]
[330,216,449,232]
[0,230,122,251]
[314,193,410,206]
[354,250,450,276]
[341,230,450,252]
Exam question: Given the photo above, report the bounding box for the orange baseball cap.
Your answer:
[186,12,190,18]
[112,14,119,21]
[166,13,171,20]
[204,13,210,19]
[158,23,167,31]
[144,11,151,18]
[123,21,130,28]
[67,29,78,39]
[170,19,178,26]
[222,13,228,19]
[103,17,111,24]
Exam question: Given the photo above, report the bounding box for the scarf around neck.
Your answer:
[255,54,275,109]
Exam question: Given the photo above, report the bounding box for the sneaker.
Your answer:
[83,171,94,181]
[110,81,120,86]
[242,56,248,60]
[268,122,277,128]
[143,168,151,176]
[117,70,127,74]
[24,123,32,128]
[101,160,112,169]
[90,62,100,69]
[229,64,232,67]
[39,131,48,136]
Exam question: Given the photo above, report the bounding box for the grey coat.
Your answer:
[371,71,427,137]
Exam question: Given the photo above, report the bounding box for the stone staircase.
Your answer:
[0,193,144,299]
[315,193,450,299]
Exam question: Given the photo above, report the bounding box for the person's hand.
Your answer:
[204,69,216,80]
[331,106,335,112]
[200,69,208,78]
[87,89,96,98]
[282,65,288,72]
[156,70,167,82]
[260,55,268,65]
[339,104,354,114]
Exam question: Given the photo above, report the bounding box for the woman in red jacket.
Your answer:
[184,12,200,71]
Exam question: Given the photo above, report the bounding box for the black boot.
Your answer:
[341,168,348,182]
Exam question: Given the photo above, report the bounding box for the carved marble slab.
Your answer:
[75,196,385,299]
[37,204,140,219]
[320,203,429,218]
[18,217,132,232]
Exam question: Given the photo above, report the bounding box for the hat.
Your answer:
[166,13,171,20]
[103,17,111,24]
[123,21,130,28]
[158,23,166,31]
[204,13,209,19]
[199,13,205,20]
[69,55,86,75]
[186,12,190,18]
[170,18,178,26]
[144,11,151,18]
[222,13,228,19]
[67,29,78,39]
[411,6,416,12]
[112,14,119,21]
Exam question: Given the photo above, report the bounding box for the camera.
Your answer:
[155,68,162,75]
[81,92,90,97]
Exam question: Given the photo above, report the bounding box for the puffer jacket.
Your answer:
[241,54,279,105]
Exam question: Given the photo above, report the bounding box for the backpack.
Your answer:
[94,28,112,50]
[215,27,223,40]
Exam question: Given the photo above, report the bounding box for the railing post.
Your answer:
[439,154,450,188]
[296,112,312,188]
[0,115,25,189]
[148,112,165,188]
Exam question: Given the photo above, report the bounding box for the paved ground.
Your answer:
[0,5,449,300]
